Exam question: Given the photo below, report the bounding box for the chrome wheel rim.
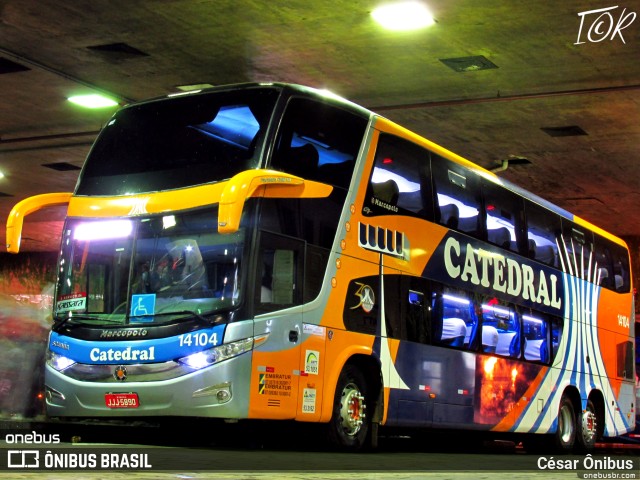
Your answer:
[339,382,366,436]
[581,409,597,444]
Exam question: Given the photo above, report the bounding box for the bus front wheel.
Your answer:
[327,364,370,451]
[554,395,576,452]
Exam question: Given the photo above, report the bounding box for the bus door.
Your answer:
[382,270,434,428]
[251,231,304,419]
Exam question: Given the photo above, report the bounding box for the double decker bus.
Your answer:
[6,83,634,451]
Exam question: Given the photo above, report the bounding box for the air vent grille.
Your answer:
[41,162,81,171]
[541,126,588,137]
[440,56,498,72]
[0,58,30,74]
[87,43,149,58]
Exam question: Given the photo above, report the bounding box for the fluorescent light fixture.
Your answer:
[372,1,435,31]
[443,294,470,306]
[175,83,215,91]
[68,94,118,108]
[162,215,176,229]
[0,171,4,179]
[74,219,133,241]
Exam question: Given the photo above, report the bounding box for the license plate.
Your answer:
[105,393,139,408]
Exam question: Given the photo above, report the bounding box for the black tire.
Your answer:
[575,399,599,453]
[327,364,371,451]
[554,395,576,452]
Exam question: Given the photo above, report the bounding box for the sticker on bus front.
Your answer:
[56,293,87,313]
[130,294,156,322]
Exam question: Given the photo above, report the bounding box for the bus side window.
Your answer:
[550,316,563,361]
[522,311,550,363]
[594,237,615,289]
[481,299,519,358]
[525,201,560,267]
[259,189,347,306]
[365,133,434,220]
[610,243,631,293]
[593,236,630,293]
[432,155,481,237]
[482,179,524,254]
[270,97,367,190]
[560,221,594,274]
[403,275,432,344]
[617,341,635,380]
[433,286,479,351]
[407,290,429,344]
[254,231,304,314]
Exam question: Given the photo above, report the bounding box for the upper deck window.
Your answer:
[364,134,434,219]
[525,201,561,267]
[482,179,524,254]
[432,155,482,236]
[270,97,367,190]
[76,87,279,196]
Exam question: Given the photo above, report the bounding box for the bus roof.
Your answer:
[122,82,626,248]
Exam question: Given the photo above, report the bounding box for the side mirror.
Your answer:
[218,169,333,234]
[6,192,72,253]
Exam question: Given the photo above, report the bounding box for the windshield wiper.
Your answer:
[53,314,124,330]
[135,310,217,326]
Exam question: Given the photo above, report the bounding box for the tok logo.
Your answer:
[575,6,637,44]
[350,282,375,313]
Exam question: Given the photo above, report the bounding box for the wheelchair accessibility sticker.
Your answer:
[130,294,155,322]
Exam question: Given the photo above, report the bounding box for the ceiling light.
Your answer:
[371,1,435,31]
[68,94,118,109]
[175,83,215,92]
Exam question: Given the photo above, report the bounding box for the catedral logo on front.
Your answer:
[442,235,563,311]
[90,346,155,362]
[48,325,226,365]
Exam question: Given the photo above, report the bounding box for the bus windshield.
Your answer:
[76,87,280,196]
[54,208,245,326]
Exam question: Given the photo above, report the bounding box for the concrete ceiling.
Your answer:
[1,0,639,252]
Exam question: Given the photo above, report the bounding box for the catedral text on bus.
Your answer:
[6,83,635,451]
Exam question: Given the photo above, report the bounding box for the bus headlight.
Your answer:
[177,334,268,370]
[47,351,76,371]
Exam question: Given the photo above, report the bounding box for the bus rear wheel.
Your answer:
[554,395,576,452]
[327,365,370,451]
[576,399,599,452]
